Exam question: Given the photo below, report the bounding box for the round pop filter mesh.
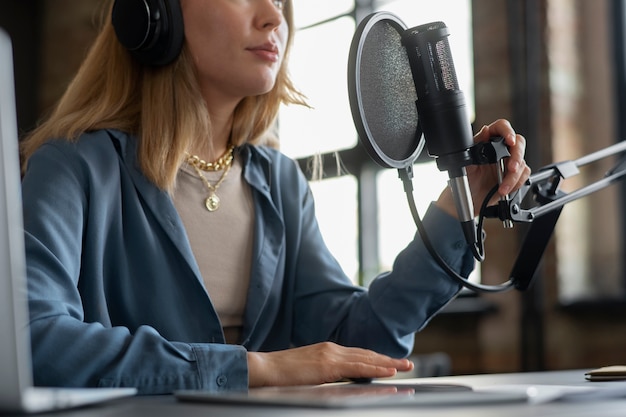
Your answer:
[348,12,423,169]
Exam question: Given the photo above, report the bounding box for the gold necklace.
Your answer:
[190,162,233,212]
[185,146,236,212]
[186,144,235,172]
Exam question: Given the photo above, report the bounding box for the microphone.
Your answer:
[401,22,478,247]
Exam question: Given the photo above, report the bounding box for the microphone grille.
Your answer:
[411,21,459,92]
[436,39,458,91]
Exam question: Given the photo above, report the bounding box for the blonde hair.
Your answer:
[21,0,307,191]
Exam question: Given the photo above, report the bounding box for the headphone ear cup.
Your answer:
[112,0,184,66]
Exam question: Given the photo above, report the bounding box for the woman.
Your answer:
[20,0,530,395]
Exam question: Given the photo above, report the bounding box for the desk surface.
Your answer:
[9,369,626,417]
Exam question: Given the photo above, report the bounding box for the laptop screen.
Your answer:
[0,27,34,401]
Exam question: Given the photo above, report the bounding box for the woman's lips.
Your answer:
[248,43,279,62]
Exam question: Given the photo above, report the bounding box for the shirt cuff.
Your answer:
[191,343,249,392]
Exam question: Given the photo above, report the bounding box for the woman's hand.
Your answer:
[436,119,531,217]
[247,342,413,388]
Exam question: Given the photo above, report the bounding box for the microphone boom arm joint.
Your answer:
[500,140,626,224]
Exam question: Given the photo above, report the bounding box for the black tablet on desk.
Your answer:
[175,381,529,409]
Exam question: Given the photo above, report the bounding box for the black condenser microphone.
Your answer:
[401,22,477,247]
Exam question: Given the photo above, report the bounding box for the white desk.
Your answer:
[7,369,626,417]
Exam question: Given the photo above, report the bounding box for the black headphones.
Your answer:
[111,0,184,66]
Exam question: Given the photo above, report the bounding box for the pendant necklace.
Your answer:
[186,145,235,212]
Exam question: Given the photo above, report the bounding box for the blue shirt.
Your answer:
[22,129,471,395]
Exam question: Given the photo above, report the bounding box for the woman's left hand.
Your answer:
[436,118,531,217]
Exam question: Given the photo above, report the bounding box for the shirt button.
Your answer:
[216,375,228,387]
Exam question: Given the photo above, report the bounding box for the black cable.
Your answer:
[399,168,514,293]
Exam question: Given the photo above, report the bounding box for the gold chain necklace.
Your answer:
[186,144,235,172]
[185,146,235,212]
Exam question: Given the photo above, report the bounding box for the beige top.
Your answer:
[173,153,254,344]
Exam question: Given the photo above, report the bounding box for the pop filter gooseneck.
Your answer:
[348,12,515,293]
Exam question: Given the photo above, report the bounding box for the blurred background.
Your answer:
[2,0,626,376]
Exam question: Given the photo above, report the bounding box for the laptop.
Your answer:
[0,28,137,413]
[176,381,530,408]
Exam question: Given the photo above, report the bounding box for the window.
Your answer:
[548,0,624,302]
[281,0,473,284]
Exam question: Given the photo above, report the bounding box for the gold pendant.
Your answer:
[205,193,220,212]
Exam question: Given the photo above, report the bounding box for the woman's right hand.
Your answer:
[247,342,414,388]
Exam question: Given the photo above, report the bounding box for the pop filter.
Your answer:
[347,12,424,170]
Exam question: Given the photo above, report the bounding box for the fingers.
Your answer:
[474,119,531,197]
[499,133,530,195]
[247,342,414,388]
[474,119,515,145]
[335,345,414,378]
[302,342,412,382]
[484,119,516,144]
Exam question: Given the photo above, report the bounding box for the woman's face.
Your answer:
[181,0,289,105]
